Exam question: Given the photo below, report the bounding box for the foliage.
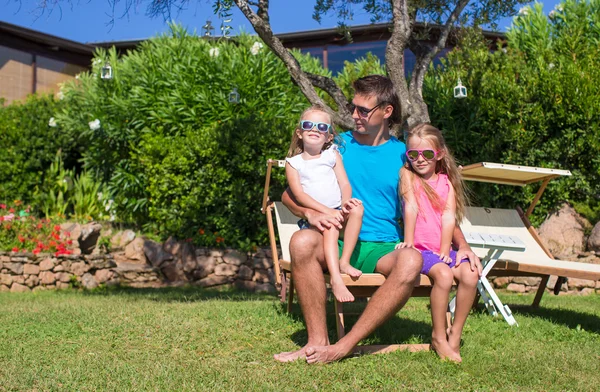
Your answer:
[0,202,74,255]
[33,152,114,221]
[424,0,600,224]
[0,94,81,206]
[56,25,326,249]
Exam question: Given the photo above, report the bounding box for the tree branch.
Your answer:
[305,72,352,113]
[233,0,354,129]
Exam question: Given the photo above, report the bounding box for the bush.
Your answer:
[424,0,600,225]
[56,25,331,249]
[0,95,81,205]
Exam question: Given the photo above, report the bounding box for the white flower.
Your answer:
[97,192,103,201]
[75,74,80,80]
[209,47,220,57]
[548,62,555,69]
[250,42,263,55]
[89,119,101,130]
[48,117,57,127]
[518,6,530,16]
[555,4,563,12]
[502,48,508,53]
[93,58,102,65]
[549,10,556,19]
[56,91,64,100]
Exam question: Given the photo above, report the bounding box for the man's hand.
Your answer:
[456,245,483,276]
[341,198,362,214]
[306,209,343,232]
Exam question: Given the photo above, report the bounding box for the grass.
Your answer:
[0,287,599,391]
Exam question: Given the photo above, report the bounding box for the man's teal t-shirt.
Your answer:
[339,131,407,242]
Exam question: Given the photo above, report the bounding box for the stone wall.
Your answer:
[0,252,117,292]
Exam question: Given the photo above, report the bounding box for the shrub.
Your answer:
[56,25,330,249]
[0,94,81,205]
[424,0,600,225]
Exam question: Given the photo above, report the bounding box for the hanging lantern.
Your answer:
[453,77,467,98]
[202,20,215,37]
[101,62,113,80]
[228,87,240,104]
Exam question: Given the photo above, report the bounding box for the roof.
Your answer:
[461,162,572,186]
[0,21,95,66]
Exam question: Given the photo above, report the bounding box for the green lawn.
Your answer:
[1,287,598,391]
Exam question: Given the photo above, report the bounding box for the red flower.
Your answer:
[9,208,15,213]
[18,235,25,243]
[0,204,6,209]
[198,229,205,235]
[11,247,18,252]
[53,225,60,232]
[67,240,73,245]
[33,249,40,255]
[0,216,3,222]
[36,223,43,229]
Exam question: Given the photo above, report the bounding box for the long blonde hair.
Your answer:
[287,105,339,157]
[404,123,468,223]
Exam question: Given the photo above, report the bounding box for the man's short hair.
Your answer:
[352,75,402,127]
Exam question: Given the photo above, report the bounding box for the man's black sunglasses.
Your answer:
[347,102,385,118]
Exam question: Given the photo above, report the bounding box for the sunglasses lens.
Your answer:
[301,121,314,130]
[422,150,436,160]
[407,150,419,161]
[316,123,329,133]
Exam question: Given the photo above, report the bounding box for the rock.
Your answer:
[579,288,595,296]
[538,203,591,259]
[163,237,182,256]
[110,230,136,249]
[94,269,113,283]
[88,258,117,270]
[196,274,231,288]
[81,273,99,289]
[234,280,256,291]
[56,282,70,289]
[10,283,30,293]
[0,274,13,286]
[214,263,239,277]
[0,285,9,292]
[71,262,90,276]
[79,223,103,254]
[161,260,187,282]
[124,238,148,264]
[13,275,25,285]
[493,277,510,288]
[506,283,526,293]
[181,243,197,273]
[587,222,600,252]
[39,258,55,271]
[39,271,56,285]
[566,278,596,289]
[25,275,39,287]
[596,281,600,289]
[143,240,172,267]
[253,257,272,269]
[512,277,542,286]
[32,286,46,292]
[4,263,23,274]
[52,264,65,272]
[56,272,72,283]
[253,268,271,283]
[223,250,247,266]
[238,265,253,280]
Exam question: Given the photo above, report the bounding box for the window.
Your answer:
[326,40,387,75]
[0,46,33,105]
[36,56,86,96]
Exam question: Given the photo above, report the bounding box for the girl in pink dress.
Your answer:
[396,123,476,362]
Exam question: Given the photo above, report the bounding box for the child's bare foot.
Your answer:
[331,279,354,302]
[431,334,461,363]
[340,263,362,279]
[447,328,462,360]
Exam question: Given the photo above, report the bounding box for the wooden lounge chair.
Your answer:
[461,162,600,307]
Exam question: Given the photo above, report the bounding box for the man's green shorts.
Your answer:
[338,239,401,273]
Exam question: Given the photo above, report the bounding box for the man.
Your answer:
[274,75,482,364]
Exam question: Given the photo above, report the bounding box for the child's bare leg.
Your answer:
[428,264,461,362]
[448,262,479,358]
[323,228,354,302]
[339,204,363,278]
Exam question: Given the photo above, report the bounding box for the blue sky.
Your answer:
[2,0,562,44]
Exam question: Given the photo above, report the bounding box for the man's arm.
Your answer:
[282,188,343,231]
[452,225,482,276]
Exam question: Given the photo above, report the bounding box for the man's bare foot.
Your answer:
[447,328,462,360]
[431,335,461,363]
[331,280,354,302]
[305,344,350,364]
[340,263,362,279]
[273,347,307,363]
